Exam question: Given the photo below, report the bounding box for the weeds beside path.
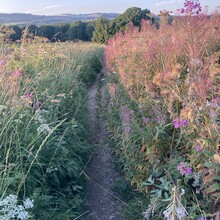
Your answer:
[85,74,125,220]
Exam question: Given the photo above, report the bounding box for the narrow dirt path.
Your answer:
[85,74,125,220]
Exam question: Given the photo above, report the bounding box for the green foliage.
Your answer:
[9,22,94,42]
[54,23,70,41]
[0,41,104,219]
[23,24,38,35]
[9,25,22,41]
[110,7,150,34]
[85,21,96,41]
[66,21,87,41]
[37,25,56,40]
[92,17,110,44]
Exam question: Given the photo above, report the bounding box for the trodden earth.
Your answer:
[84,74,125,220]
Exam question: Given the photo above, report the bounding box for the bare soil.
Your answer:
[84,74,125,220]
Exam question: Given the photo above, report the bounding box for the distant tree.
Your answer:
[92,17,110,43]
[54,23,70,41]
[23,24,38,35]
[9,25,22,41]
[37,25,56,41]
[85,21,95,41]
[66,21,87,41]
[92,7,151,43]
[109,7,151,35]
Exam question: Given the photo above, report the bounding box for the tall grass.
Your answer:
[0,34,104,219]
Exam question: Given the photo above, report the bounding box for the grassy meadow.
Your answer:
[0,33,104,219]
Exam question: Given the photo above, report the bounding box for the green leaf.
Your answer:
[206,183,220,194]
[209,176,220,182]
[212,192,220,199]
[204,162,220,171]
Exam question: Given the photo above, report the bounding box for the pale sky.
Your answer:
[0,0,219,15]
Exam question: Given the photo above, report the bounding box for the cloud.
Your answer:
[25,5,61,14]
[45,5,61,9]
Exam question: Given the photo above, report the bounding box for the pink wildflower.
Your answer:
[178,162,193,175]
[195,145,201,151]
[173,118,188,128]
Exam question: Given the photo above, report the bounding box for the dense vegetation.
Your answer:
[104,1,220,219]
[0,30,103,219]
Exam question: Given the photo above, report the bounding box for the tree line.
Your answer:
[7,7,169,44]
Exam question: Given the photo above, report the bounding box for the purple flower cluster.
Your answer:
[179,0,202,15]
[173,118,188,128]
[196,145,201,151]
[178,162,193,175]
[198,217,213,220]
[143,117,149,124]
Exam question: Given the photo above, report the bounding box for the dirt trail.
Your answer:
[85,74,124,220]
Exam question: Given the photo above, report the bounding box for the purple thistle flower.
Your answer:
[196,145,201,151]
[198,217,207,220]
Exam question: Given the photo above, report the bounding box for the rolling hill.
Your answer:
[0,13,120,25]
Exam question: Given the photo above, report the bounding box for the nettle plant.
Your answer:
[105,0,220,219]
